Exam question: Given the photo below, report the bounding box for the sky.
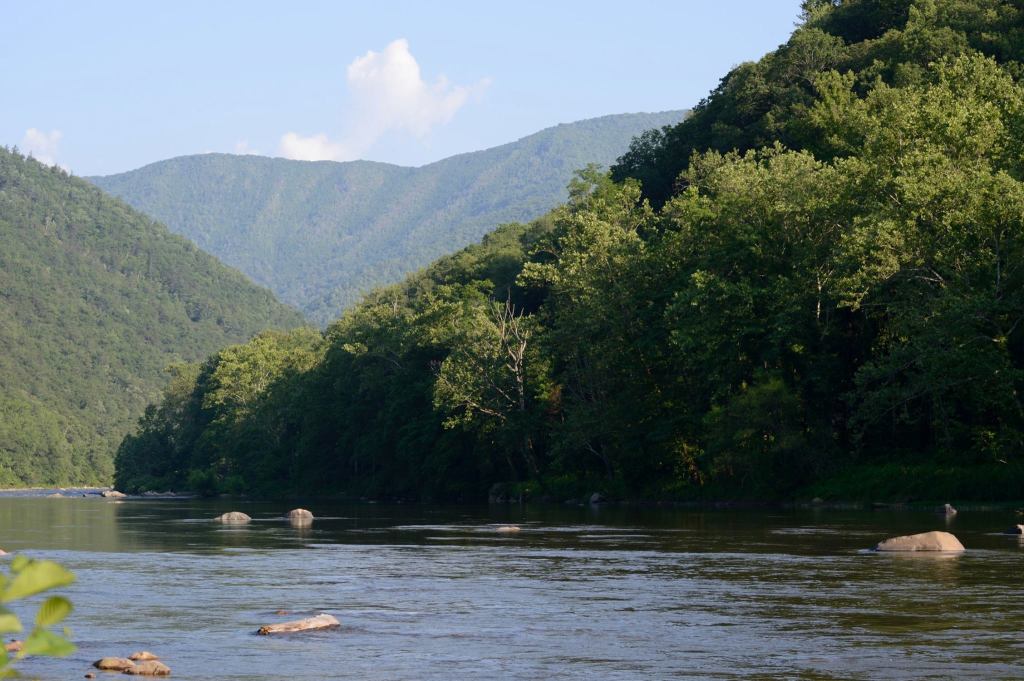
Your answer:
[1,1,803,176]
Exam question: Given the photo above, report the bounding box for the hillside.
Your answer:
[90,111,684,325]
[0,147,305,485]
[116,0,1024,503]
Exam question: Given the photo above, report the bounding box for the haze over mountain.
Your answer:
[0,147,304,485]
[90,111,684,325]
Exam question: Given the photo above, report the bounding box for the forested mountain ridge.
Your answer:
[612,0,1024,205]
[0,148,305,485]
[89,111,685,325]
[116,0,1024,502]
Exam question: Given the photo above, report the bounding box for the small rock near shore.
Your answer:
[85,674,96,679]
[1005,525,1024,535]
[257,612,340,635]
[93,657,135,671]
[129,651,159,661]
[589,492,605,505]
[125,659,171,676]
[875,530,965,552]
[213,511,251,524]
[5,640,22,653]
[495,525,521,533]
[102,490,127,498]
[287,508,314,525]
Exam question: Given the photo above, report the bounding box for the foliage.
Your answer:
[89,112,686,325]
[117,5,1024,502]
[611,0,1024,206]
[0,148,305,485]
[0,556,76,676]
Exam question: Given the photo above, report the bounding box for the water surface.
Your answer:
[1,496,1022,679]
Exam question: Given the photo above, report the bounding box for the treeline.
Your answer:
[116,0,1024,501]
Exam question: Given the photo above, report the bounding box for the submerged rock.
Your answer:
[129,651,160,661]
[125,659,171,676]
[875,531,965,552]
[214,512,251,524]
[257,612,340,635]
[93,657,135,671]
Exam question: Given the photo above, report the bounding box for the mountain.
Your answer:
[0,147,305,485]
[89,111,685,325]
[116,0,1024,503]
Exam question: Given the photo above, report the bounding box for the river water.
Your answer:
[1,495,1022,680]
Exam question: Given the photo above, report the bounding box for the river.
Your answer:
[1,495,1022,679]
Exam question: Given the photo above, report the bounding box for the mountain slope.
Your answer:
[0,147,305,484]
[90,111,685,325]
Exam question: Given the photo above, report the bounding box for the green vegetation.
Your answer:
[117,0,1024,502]
[0,148,305,485]
[0,556,76,675]
[89,112,685,325]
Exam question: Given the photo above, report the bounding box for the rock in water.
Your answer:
[1005,525,1024,535]
[875,531,965,552]
[101,490,127,498]
[93,658,135,671]
[287,508,314,526]
[4,640,22,653]
[495,525,521,533]
[257,613,340,635]
[942,503,957,516]
[213,512,251,524]
[589,492,605,505]
[129,651,160,661]
[125,660,171,675]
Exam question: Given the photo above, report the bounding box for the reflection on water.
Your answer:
[0,495,1021,680]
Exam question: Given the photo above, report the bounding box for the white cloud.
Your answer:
[21,128,62,166]
[279,39,488,162]
[233,140,261,156]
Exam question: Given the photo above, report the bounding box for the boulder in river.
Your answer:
[125,659,171,676]
[589,492,605,505]
[495,525,521,533]
[875,531,965,552]
[101,490,127,498]
[93,657,135,671]
[257,612,340,635]
[1004,525,1024,535]
[129,651,160,661]
[214,512,251,524]
[287,508,314,525]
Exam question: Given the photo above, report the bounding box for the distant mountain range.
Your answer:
[90,111,685,325]
[0,147,304,485]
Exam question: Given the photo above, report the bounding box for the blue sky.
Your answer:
[2,1,802,176]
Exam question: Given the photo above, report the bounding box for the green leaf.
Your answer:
[19,629,74,658]
[34,597,71,628]
[0,611,22,635]
[7,558,28,575]
[1,561,75,603]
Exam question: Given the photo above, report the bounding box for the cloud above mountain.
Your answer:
[279,39,488,162]
[21,128,63,167]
